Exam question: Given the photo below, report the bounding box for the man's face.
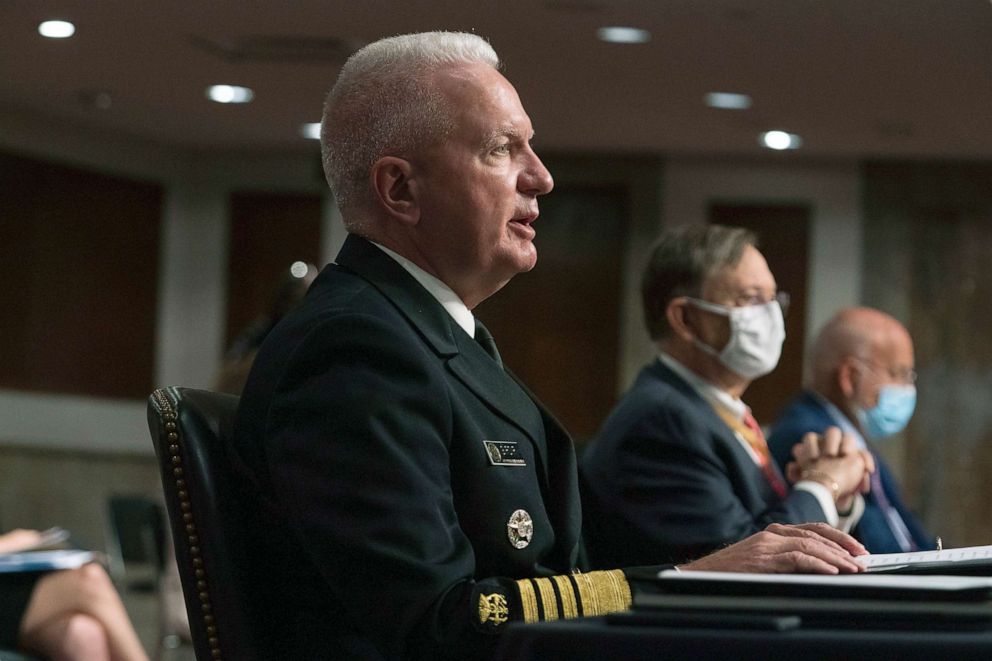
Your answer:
[411,62,554,307]
[851,328,916,409]
[690,245,779,354]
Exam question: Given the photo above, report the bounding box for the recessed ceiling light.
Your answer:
[301,122,321,140]
[597,26,650,44]
[760,130,803,150]
[38,20,75,39]
[705,92,752,110]
[206,85,254,104]
[290,261,310,278]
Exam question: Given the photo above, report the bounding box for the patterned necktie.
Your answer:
[713,403,788,499]
[474,319,503,368]
[869,465,917,551]
[741,409,789,499]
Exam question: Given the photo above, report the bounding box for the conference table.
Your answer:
[498,561,992,660]
[495,613,992,660]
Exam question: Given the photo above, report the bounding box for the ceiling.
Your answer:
[2,0,991,159]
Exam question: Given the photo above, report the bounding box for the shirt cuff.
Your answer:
[837,493,865,532]
[794,479,839,527]
[793,482,865,533]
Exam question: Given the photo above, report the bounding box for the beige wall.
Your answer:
[0,445,160,554]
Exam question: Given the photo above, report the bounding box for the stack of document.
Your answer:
[655,570,992,601]
[857,544,992,575]
[630,547,992,631]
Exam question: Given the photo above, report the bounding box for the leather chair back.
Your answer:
[147,387,258,661]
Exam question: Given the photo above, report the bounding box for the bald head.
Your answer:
[810,307,914,393]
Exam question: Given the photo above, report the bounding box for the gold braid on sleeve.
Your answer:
[514,569,631,622]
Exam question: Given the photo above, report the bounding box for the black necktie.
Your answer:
[474,319,503,368]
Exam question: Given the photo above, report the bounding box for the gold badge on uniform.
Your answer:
[478,593,509,625]
[484,440,526,466]
[507,509,533,549]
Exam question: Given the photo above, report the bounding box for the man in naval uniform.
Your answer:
[232,31,868,660]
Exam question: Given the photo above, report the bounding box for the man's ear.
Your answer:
[665,297,696,342]
[838,358,858,399]
[371,156,419,225]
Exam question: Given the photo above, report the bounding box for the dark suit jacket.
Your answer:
[768,391,934,554]
[580,359,827,567]
[231,235,585,660]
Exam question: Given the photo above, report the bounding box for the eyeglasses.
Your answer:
[852,356,917,385]
[732,291,791,316]
[686,290,790,317]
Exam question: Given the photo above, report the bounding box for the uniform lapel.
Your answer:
[335,235,549,467]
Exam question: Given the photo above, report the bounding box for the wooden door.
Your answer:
[225,191,322,346]
[476,185,628,443]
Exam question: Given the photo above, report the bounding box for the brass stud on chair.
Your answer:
[154,388,226,661]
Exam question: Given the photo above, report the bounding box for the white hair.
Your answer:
[320,31,500,220]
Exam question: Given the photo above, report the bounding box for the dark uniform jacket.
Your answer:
[768,391,934,554]
[580,359,827,567]
[231,235,631,660]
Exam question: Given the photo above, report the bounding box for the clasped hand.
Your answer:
[785,426,875,511]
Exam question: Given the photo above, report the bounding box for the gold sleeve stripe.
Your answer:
[566,573,584,617]
[534,578,559,621]
[573,572,598,615]
[551,574,579,619]
[516,578,540,623]
[606,569,633,612]
[573,569,632,616]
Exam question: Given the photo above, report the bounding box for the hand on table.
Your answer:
[679,522,868,574]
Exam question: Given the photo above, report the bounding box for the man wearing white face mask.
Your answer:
[768,307,934,554]
[580,225,873,567]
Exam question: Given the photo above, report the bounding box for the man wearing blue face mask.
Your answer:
[580,225,874,567]
[768,307,934,554]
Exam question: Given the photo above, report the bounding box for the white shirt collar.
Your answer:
[658,351,747,419]
[812,391,867,450]
[369,241,476,338]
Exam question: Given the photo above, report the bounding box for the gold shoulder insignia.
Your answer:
[478,593,509,626]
